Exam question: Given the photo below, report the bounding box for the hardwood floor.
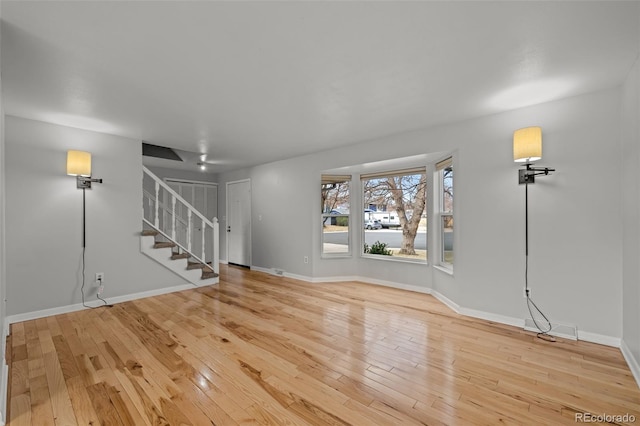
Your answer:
[7,264,640,425]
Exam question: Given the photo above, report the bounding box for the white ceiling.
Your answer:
[2,1,638,174]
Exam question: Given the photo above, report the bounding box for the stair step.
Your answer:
[187,261,212,270]
[171,252,190,260]
[154,241,176,249]
[201,270,219,279]
[142,230,159,236]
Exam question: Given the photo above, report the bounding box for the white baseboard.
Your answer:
[5,283,195,325]
[621,339,640,389]
[303,273,622,348]
[353,277,432,294]
[0,316,7,426]
[0,363,6,426]
[577,330,621,347]
[291,271,434,294]
[250,265,279,276]
[462,306,525,329]
[430,290,461,313]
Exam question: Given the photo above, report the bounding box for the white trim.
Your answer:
[460,306,525,329]
[360,253,427,265]
[303,274,623,347]
[577,331,621,348]
[430,289,461,313]
[283,271,316,282]
[5,283,194,325]
[289,271,433,293]
[250,266,280,275]
[433,264,454,276]
[621,339,640,389]
[0,317,7,426]
[0,363,6,426]
[353,276,431,294]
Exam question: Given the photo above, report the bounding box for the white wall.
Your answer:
[622,55,640,382]
[4,116,188,316]
[0,8,8,420]
[218,88,624,341]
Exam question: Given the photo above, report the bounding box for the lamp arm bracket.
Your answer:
[76,176,103,189]
[519,164,555,185]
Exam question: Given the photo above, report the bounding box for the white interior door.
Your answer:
[227,179,251,267]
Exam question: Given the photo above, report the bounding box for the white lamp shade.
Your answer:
[67,150,91,177]
[513,126,542,163]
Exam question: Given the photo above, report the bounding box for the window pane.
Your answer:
[438,159,453,269]
[442,166,453,213]
[442,215,453,265]
[362,171,427,261]
[322,176,350,255]
[323,215,349,254]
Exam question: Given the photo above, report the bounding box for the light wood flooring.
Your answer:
[7,264,640,425]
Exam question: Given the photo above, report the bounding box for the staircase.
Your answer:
[141,167,219,286]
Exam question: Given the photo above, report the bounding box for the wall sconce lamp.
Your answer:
[67,150,109,308]
[514,126,555,184]
[67,150,103,189]
[66,150,103,249]
[513,126,556,339]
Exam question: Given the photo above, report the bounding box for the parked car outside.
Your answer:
[364,219,382,230]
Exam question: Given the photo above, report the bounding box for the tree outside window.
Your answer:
[362,168,427,261]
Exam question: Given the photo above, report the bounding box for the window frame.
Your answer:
[435,157,454,271]
[321,175,352,257]
[361,167,427,263]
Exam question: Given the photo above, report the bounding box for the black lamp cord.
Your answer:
[80,187,111,309]
[524,181,554,341]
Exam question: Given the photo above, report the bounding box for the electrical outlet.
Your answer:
[304,256,309,264]
[96,272,105,283]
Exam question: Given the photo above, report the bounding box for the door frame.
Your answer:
[225,178,251,267]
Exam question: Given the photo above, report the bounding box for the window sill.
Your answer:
[361,253,427,265]
[433,264,454,276]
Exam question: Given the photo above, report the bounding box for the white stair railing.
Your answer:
[142,166,219,274]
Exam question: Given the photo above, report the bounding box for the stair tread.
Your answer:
[142,230,159,236]
[154,241,176,248]
[171,252,190,260]
[187,261,212,270]
[187,263,205,270]
[201,271,219,279]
